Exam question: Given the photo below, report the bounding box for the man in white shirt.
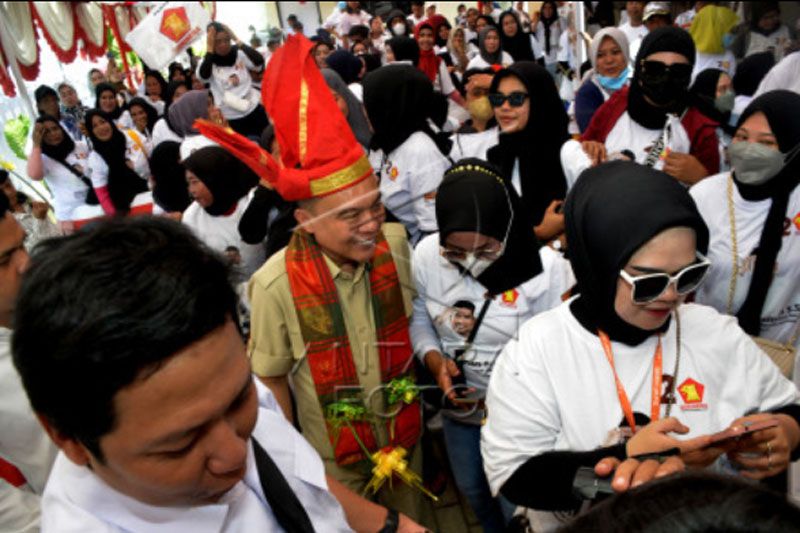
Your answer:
[0,195,58,533]
[618,1,648,63]
[408,1,425,28]
[10,217,424,533]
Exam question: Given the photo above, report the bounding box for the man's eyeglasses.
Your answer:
[488,91,528,108]
[619,253,711,304]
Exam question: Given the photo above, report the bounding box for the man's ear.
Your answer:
[294,207,315,235]
[36,413,92,467]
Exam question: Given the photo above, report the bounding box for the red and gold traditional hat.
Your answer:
[195,34,372,201]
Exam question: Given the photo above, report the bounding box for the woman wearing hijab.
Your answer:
[466,26,513,70]
[168,62,187,83]
[498,10,544,64]
[25,116,94,228]
[482,161,800,532]
[151,80,192,148]
[148,140,191,217]
[127,97,159,157]
[162,89,222,159]
[414,20,465,107]
[731,2,794,63]
[197,22,268,138]
[385,35,420,65]
[363,64,452,245]
[84,109,149,216]
[94,82,133,131]
[691,90,800,360]
[447,27,471,76]
[731,51,775,126]
[320,68,372,149]
[532,1,563,77]
[689,68,736,171]
[471,15,496,49]
[581,26,720,186]
[325,49,365,100]
[486,62,569,242]
[412,159,573,533]
[142,69,168,116]
[385,8,412,39]
[181,145,264,277]
[575,28,630,134]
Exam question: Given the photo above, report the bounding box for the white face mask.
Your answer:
[392,23,406,36]
[451,250,503,278]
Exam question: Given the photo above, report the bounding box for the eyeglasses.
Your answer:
[638,60,692,84]
[488,91,528,108]
[440,245,505,262]
[619,253,711,304]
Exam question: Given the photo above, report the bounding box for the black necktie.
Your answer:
[252,438,316,533]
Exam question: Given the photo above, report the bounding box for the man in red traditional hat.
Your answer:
[198,34,432,527]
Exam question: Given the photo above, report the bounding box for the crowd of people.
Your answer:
[3,1,800,532]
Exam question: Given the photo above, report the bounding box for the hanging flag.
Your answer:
[125,2,209,71]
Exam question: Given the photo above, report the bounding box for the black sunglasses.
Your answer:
[488,91,529,108]
[638,60,692,82]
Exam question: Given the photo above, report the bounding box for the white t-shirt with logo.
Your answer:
[604,111,691,171]
[691,172,800,349]
[411,235,574,391]
[369,131,451,245]
[482,300,799,530]
[40,142,92,221]
[87,130,151,190]
[182,192,266,278]
[199,49,261,120]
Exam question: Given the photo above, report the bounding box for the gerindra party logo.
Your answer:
[160,7,191,42]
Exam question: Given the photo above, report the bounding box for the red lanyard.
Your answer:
[598,330,662,433]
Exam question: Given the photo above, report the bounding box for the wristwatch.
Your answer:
[379,508,400,533]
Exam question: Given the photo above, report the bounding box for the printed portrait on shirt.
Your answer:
[451,300,476,338]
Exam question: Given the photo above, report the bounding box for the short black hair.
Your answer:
[453,300,475,313]
[0,187,9,218]
[12,217,239,460]
[287,14,298,22]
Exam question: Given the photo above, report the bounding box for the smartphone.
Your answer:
[704,420,778,448]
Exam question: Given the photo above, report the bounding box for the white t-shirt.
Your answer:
[604,111,691,171]
[755,51,800,98]
[198,49,261,120]
[151,118,183,149]
[369,131,451,245]
[182,193,266,278]
[617,21,648,52]
[535,20,564,65]
[40,142,93,221]
[0,327,58,533]
[466,51,514,70]
[40,380,351,533]
[433,60,456,95]
[693,50,737,81]
[449,127,499,161]
[114,110,133,132]
[143,95,166,116]
[87,131,150,191]
[482,301,800,530]
[411,236,574,391]
[746,26,792,62]
[691,172,800,349]
[334,10,371,37]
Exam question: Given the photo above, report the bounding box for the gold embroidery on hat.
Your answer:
[299,77,309,164]
[309,155,372,197]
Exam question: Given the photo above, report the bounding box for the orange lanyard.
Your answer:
[598,330,662,433]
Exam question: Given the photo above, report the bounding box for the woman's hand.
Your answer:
[534,200,565,242]
[32,122,45,148]
[423,350,471,406]
[626,417,712,457]
[206,26,216,52]
[726,413,800,480]
[580,140,606,166]
[594,454,685,493]
[662,152,708,185]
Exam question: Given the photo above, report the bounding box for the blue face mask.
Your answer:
[597,66,630,91]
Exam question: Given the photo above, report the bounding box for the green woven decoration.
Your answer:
[4,114,30,160]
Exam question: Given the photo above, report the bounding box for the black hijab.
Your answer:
[84,109,148,212]
[143,69,168,100]
[436,158,543,295]
[732,51,775,97]
[487,62,569,228]
[499,11,535,62]
[182,146,259,216]
[387,36,420,66]
[539,1,559,55]
[732,90,800,335]
[628,26,696,130]
[689,68,734,135]
[127,97,159,135]
[36,115,75,162]
[565,161,709,346]
[750,2,780,37]
[320,68,372,149]
[326,50,363,85]
[207,22,239,67]
[473,16,497,46]
[362,64,451,156]
[149,141,191,213]
[94,83,124,121]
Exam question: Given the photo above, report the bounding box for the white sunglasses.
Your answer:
[619,252,711,304]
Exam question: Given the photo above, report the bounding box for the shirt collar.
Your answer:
[322,251,367,284]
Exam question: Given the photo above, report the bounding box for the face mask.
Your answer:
[597,66,630,91]
[392,23,406,36]
[467,96,494,122]
[729,141,785,186]
[714,90,735,113]
[452,252,500,278]
[638,64,691,107]
[722,33,735,49]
